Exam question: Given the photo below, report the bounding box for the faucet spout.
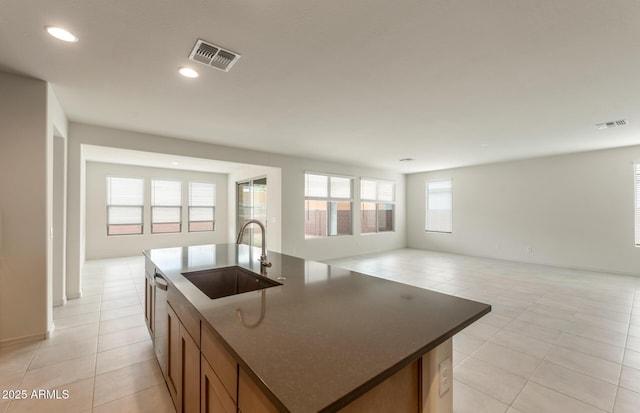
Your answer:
[236,219,272,267]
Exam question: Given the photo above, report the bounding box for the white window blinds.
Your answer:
[189,182,216,232]
[151,180,182,233]
[426,180,452,233]
[108,177,144,206]
[106,177,144,235]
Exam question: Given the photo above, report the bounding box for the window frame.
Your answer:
[360,178,396,234]
[188,182,216,232]
[425,179,453,234]
[304,172,354,238]
[106,176,144,236]
[151,179,183,234]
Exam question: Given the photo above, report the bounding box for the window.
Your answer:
[106,177,144,235]
[426,180,452,233]
[305,173,353,238]
[635,164,640,246]
[361,179,395,233]
[151,180,182,233]
[189,182,215,232]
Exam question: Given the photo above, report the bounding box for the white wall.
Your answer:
[52,136,67,307]
[0,72,48,344]
[67,123,406,295]
[49,85,69,311]
[407,145,640,275]
[85,162,229,259]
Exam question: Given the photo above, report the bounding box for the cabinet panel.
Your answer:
[168,287,201,345]
[167,304,180,405]
[202,325,238,403]
[168,303,202,413]
[201,354,236,413]
[238,368,280,413]
[337,361,418,413]
[182,326,200,413]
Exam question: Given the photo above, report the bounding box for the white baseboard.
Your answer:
[52,296,67,307]
[47,321,55,338]
[66,291,82,300]
[0,332,45,347]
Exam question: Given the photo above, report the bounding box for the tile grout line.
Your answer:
[89,265,106,413]
[457,274,620,412]
[484,286,555,411]
[527,380,611,413]
[7,340,42,413]
[610,287,639,413]
[90,259,160,411]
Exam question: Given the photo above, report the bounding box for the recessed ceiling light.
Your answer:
[178,67,199,78]
[44,26,78,43]
[480,143,490,147]
[399,158,414,162]
[171,161,179,165]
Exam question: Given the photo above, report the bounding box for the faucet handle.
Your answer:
[260,255,272,267]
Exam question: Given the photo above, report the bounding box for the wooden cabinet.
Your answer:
[201,324,237,413]
[201,325,237,403]
[167,304,179,403]
[167,303,201,413]
[182,325,200,413]
[238,368,280,413]
[201,355,236,413]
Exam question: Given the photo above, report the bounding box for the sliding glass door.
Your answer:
[236,177,267,247]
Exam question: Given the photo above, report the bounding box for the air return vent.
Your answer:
[595,119,629,129]
[188,39,240,72]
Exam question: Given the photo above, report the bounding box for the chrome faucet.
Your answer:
[236,219,272,267]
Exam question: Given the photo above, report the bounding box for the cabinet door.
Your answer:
[181,326,200,413]
[201,355,235,413]
[201,325,237,403]
[167,304,180,406]
[168,303,201,413]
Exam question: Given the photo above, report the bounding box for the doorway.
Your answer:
[236,177,267,247]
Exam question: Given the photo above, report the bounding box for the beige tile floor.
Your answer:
[327,249,640,413]
[0,257,175,413]
[2,249,640,413]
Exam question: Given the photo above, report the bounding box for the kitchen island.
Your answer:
[144,244,490,413]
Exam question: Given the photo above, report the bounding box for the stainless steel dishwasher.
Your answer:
[153,272,169,377]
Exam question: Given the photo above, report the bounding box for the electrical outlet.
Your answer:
[439,358,451,397]
[526,246,533,254]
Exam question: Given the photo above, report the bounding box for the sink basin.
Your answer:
[182,266,281,299]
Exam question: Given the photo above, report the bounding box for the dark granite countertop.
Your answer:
[144,244,490,413]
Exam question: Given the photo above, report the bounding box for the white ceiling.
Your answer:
[1,0,639,173]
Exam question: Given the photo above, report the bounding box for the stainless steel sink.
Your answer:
[182,266,281,299]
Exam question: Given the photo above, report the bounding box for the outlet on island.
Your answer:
[439,357,451,397]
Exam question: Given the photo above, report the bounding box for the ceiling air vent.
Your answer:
[595,119,629,129]
[188,39,240,72]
